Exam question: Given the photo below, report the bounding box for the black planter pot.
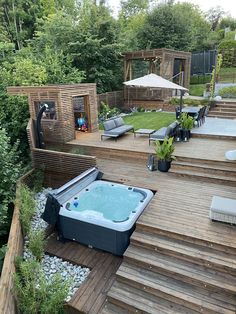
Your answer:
[158,160,171,172]
[182,129,191,142]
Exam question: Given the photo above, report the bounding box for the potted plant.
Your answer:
[179,113,194,141]
[155,137,175,172]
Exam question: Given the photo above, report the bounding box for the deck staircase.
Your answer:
[169,156,236,186]
[102,224,236,314]
[102,226,236,314]
[208,101,236,119]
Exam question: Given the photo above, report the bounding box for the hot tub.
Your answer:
[42,168,153,255]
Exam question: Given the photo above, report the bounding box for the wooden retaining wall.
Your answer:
[32,148,97,187]
[0,170,35,314]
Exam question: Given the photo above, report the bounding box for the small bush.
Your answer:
[14,258,69,314]
[98,101,120,121]
[19,184,36,235]
[190,75,211,85]
[219,86,236,98]
[0,244,7,273]
[28,229,45,261]
[169,98,209,107]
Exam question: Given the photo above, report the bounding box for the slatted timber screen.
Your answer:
[7,84,99,146]
[32,148,97,187]
[26,118,36,149]
[97,90,124,109]
[0,170,35,314]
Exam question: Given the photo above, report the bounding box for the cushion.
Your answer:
[165,126,172,136]
[210,196,236,215]
[103,119,116,131]
[150,128,167,140]
[114,117,125,127]
[169,121,179,130]
[104,125,133,136]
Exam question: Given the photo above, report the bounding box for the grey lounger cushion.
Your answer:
[210,196,236,224]
[103,119,116,131]
[150,127,168,141]
[104,125,133,136]
[114,117,125,127]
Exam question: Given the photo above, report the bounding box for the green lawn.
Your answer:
[189,84,205,96]
[122,112,175,130]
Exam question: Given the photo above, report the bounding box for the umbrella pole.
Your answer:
[180,90,184,112]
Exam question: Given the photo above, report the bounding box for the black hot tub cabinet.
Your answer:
[42,168,153,256]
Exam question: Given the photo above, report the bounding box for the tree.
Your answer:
[120,0,148,19]
[207,6,225,31]
[138,2,212,52]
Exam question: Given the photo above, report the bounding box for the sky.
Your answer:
[107,0,236,18]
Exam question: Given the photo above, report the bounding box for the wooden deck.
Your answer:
[42,131,236,313]
[69,130,236,162]
[45,234,122,314]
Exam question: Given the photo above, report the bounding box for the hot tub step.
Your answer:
[106,280,198,314]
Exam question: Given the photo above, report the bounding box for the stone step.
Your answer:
[209,111,236,116]
[116,263,236,314]
[207,114,236,119]
[131,230,236,275]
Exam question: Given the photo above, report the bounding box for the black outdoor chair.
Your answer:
[195,107,205,127]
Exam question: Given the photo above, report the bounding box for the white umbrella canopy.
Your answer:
[123,73,188,91]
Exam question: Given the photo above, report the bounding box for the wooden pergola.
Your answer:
[123,48,191,87]
[123,48,191,108]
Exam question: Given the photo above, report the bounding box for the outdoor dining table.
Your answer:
[181,106,201,117]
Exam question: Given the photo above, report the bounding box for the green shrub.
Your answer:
[219,86,236,98]
[14,258,69,314]
[0,129,22,237]
[190,75,211,85]
[28,229,45,261]
[19,184,36,236]
[155,137,175,161]
[98,101,120,121]
[169,98,209,107]
[0,244,7,273]
[179,113,194,130]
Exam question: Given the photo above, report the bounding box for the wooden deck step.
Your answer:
[100,302,129,314]
[171,160,236,177]
[131,230,236,275]
[213,108,236,112]
[107,280,199,314]
[169,168,236,186]
[136,222,236,255]
[175,156,236,168]
[124,244,236,294]
[116,263,236,314]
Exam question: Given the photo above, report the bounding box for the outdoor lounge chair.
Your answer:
[210,196,236,224]
[149,121,180,145]
[101,117,134,141]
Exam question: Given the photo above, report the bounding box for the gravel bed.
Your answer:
[23,188,90,301]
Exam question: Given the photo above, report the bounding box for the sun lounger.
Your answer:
[101,117,134,141]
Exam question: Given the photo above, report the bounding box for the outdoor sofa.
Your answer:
[101,117,134,141]
[149,121,180,145]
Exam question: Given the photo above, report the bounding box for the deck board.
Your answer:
[45,235,122,314]
[69,131,236,163]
